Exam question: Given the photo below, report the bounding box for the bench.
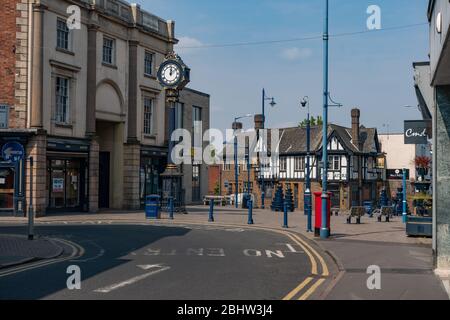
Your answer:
[375,206,393,222]
[331,207,340,216]
[203,196,234,206]
[347,207,365,224]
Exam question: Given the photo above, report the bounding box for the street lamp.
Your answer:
[321,0,331,239]
[260,89,277,209]
[301,97,313,233]
[233,114,253,209]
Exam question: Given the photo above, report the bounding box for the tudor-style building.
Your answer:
[218,109,385,211]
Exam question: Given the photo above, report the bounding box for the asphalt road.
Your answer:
[0,224,312,300]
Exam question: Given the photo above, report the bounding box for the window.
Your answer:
[102,37,115,65]
[294,156,305,172]
[144,51,154,76]
[57,19,69,50]
[280,157,287,172]
[143,97,153,135]
[55,76,69,124]
[175,102,184,129]
[328,155,340,171]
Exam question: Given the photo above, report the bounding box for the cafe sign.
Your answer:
[404,120,428,145]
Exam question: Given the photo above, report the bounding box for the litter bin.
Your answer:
[314,192,332,237]
[145,195,161,219]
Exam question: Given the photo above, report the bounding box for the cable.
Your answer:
[178,22,428,49]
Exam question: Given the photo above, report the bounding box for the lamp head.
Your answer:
[269,98,276,108]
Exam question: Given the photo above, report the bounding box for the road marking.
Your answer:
[94,265,170,293]
[298,278,326,300]
[282,277,313,300]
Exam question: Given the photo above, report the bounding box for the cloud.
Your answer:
[175,36,204,55]
[280,47,313,61]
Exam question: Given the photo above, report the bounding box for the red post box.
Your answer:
[314,191,332,237]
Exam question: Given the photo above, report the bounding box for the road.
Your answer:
[0,223,315,300]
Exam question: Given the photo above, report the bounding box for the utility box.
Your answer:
[145,195,161,219]
[314,192,332,237]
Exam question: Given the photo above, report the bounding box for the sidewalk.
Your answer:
[0,234,63,269]
[1,206,448,299]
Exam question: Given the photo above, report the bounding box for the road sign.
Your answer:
[1,142,25,163]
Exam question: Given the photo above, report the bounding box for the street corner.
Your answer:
[0,233,81,275]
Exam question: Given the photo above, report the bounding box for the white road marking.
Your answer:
[94,264,170,293]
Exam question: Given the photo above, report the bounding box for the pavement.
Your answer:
[0,205,448,300]
[0,234,64,269]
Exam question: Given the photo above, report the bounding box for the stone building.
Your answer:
[416,0,450,276]
[0,0,209,216]
[217,109,384,211]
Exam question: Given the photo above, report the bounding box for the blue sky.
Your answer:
[137,0,429,135]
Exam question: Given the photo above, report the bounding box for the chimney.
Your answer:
[351,108,361,150]
[254,114,264,130]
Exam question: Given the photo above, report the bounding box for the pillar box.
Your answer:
[314,191,332,237]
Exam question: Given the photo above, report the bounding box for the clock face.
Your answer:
[160,62,181,87]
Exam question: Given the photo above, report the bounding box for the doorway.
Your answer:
[99,152,110,208]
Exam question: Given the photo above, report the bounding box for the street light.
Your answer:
[301,97,313,233]
[233,114,253,209]
[260,89,277,209]
[321,0,331,239]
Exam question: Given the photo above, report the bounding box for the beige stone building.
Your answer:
[0,0,209,216]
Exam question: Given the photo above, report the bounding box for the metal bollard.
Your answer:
[169,197,174,220]
[209,200,214,222]
[248,199,254,225]
[261,192,265,210]
[283,200,288,228]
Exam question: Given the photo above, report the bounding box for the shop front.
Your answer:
[46,138,89,213]
[140,146,167,208]
[0,134,28,217]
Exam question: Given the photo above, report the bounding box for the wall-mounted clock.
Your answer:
[157,53,190,90]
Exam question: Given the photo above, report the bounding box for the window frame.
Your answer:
[102,36,116,65]
[55,76,70,124]
[144,51,154,76]
[56,18,70,51]
[143,97,154,136]
[280,157,287,172]
[294,156,305,172]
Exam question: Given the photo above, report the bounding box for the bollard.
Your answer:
[261,192,265,210]
[248,199,254,225]
[209,200,215,222]
[169,197,174,220]
[283,200,288,228]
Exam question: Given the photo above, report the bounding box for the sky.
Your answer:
[136,0,429,136]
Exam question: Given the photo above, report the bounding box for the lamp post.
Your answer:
[301,97,313,233]
[260,89,276,209]
[403,168,408,223]
[233,114,253,209]
[321,0,330,239]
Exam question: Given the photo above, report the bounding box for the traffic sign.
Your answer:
[1,142,25,163]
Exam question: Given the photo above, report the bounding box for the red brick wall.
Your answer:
[0,0,17,109]
[0,0,28,129]
[208,165,221,195]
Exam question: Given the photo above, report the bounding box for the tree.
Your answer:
[299,115,323,127]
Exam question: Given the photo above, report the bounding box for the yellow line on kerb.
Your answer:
[298,278,326,300]
[289,233,329,277]
[282,277,313,300]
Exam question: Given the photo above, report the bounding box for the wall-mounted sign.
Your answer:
[0,105,9,129]
[1,142,25,163]
[404,120,429,145]
[387,169,410,180]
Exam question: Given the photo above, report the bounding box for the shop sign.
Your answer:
[1,142,25,163]
[404,120,429,145]
[387,169,410,180]
[52,178,64,193]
